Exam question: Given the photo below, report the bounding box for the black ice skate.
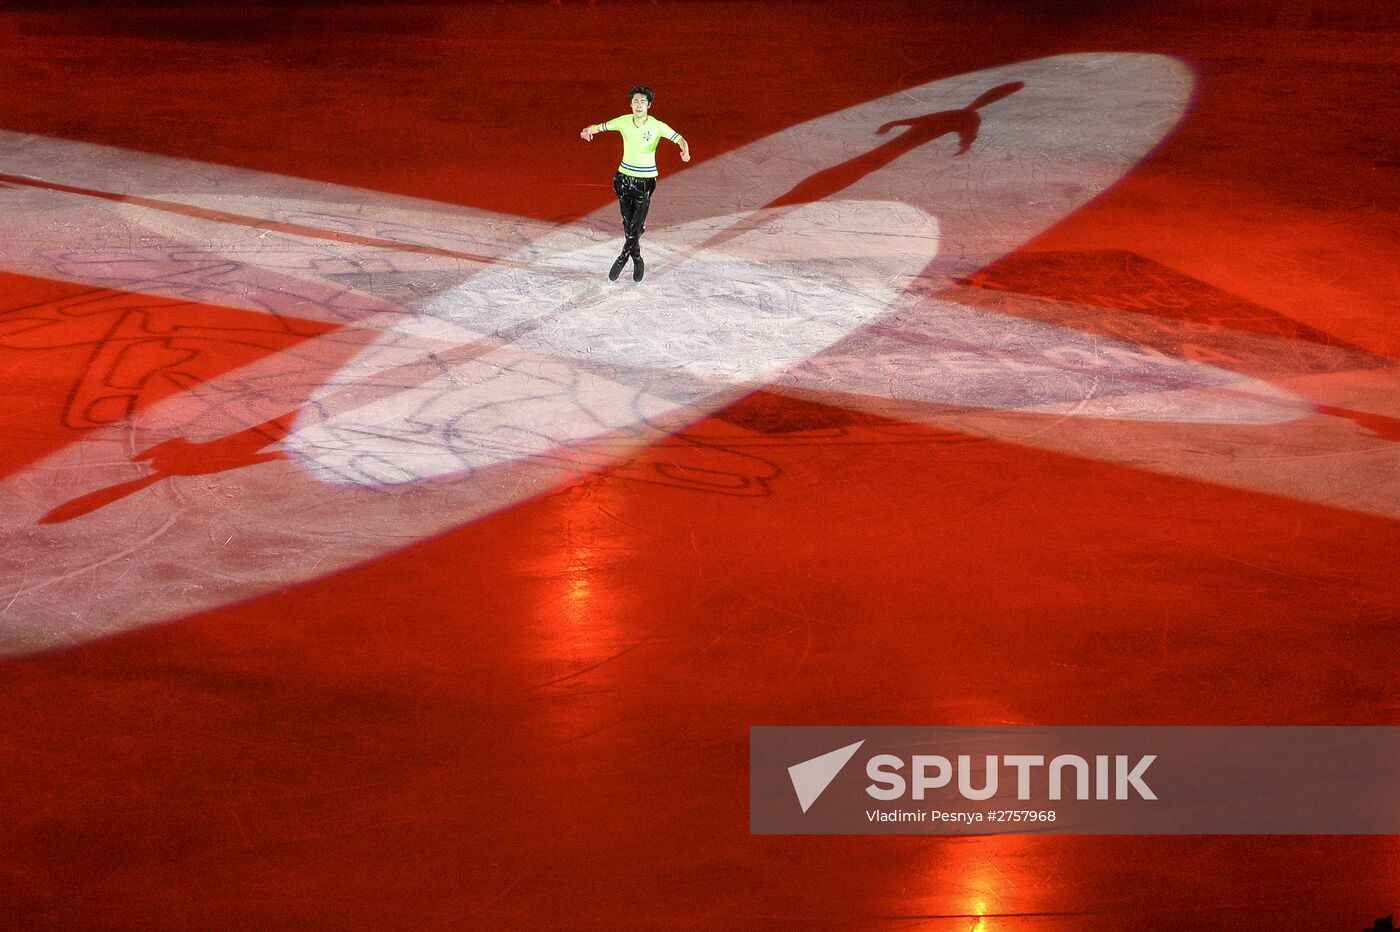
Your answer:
[608,253,629,281]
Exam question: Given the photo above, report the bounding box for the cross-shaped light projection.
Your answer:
[1,53,1395,656]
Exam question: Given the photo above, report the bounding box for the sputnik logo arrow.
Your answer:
[789,740,866,813]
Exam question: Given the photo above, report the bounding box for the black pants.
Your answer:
[613,171,656,259]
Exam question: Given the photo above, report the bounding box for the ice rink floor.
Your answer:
[1,0,1398,927]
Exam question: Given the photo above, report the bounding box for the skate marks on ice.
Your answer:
[0,52,1384,654]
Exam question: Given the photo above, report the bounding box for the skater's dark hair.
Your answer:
[628,85,655,105]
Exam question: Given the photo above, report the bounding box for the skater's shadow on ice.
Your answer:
[671,81,1026,264]
[40,414,293,524]
[765,80,1026,209]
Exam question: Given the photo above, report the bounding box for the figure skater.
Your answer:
[580,85,691,281]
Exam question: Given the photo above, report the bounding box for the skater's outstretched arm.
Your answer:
[667,129,692,162]
[580,121,612,142]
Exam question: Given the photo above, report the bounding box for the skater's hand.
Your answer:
[681,150,691,162]
[580,127,595,142]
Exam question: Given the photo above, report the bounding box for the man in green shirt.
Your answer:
[580,85,691,281]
